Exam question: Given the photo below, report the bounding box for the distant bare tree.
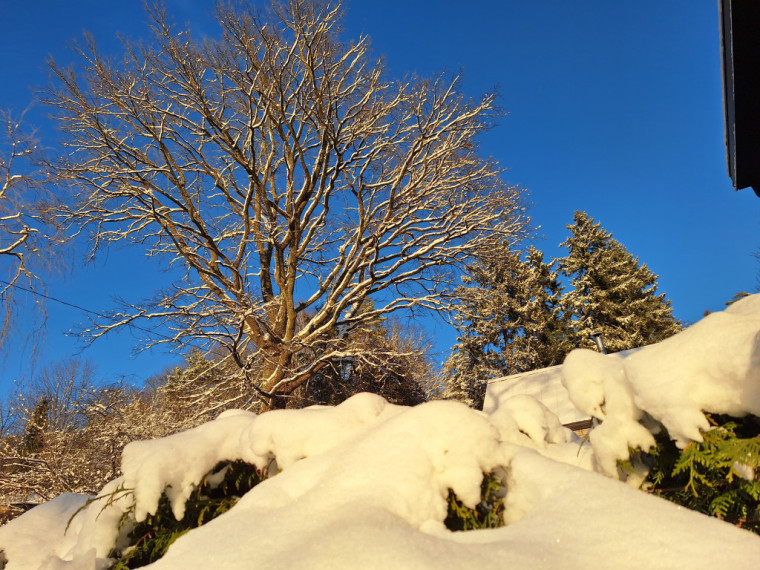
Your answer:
[0,359,98,506]
[153,350,256,424]
[47,0,528,409]
[291,312,434,408]
[0,110,57,346]
[0,358,211,515]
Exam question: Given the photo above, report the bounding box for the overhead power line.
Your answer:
[0,277,175,343]
[0,278,245,390]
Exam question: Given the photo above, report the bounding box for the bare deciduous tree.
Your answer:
[0,110,56,345]
[47,0,528,408]
[0,359,98,508]
[0,358,214,519]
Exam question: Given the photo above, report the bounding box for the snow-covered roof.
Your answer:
[484,350,637,425]
[485,364,581,424]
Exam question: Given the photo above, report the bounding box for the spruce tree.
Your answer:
[556,211,681,353]
[22,397,49,455]
[444,245,573,407]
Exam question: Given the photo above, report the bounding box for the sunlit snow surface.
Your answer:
[3,296,760,568]
[563,293,760,478]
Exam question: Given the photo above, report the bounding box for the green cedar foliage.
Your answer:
[557,211,681,353]
[636,414,760,534]
[445,470,506,531]
[109,461,268,569]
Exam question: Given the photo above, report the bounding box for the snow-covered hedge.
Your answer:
[562,293,760,479]
[3,296,760,568]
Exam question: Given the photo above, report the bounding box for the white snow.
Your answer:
[622,293,760,445]
[561,293,760,477]
[734,461,756,482]
[0,494,90,570]
[3,296,760,569]
[484,365,588,424]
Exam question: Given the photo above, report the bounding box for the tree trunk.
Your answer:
[257,347,294,412]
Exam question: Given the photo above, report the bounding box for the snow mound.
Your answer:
[624,294,760,444]
[562,293,760,477]
[1,390,759,569]
[488,393,574,448]
[4,296,760,568]
[0,494,90,570]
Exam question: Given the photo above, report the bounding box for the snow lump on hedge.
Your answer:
[3,296,760,569]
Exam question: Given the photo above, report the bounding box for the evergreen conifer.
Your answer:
[556,211,681,352]
[22,397,49,455]
[444,245,572,408]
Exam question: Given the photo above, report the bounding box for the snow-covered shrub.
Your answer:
[109,460,268,569]
[109,464,505,568]
[562,293,760,532]
[639,414,760,533]
[445,470,506,531]
[1,391,759,569]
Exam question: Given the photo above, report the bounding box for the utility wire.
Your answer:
[0,277,247,390]
[0,277,176,343]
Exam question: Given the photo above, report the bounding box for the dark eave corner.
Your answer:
[720,0,760,197]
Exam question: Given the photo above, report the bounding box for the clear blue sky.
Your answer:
[1,1,758,392]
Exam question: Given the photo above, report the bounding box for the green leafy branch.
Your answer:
[641,414,760,533]
[109,460,269,569]
[444,470,506,531]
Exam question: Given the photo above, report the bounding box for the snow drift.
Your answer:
[2,296,760,569]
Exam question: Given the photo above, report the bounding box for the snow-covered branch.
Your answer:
[0,110,62,348]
